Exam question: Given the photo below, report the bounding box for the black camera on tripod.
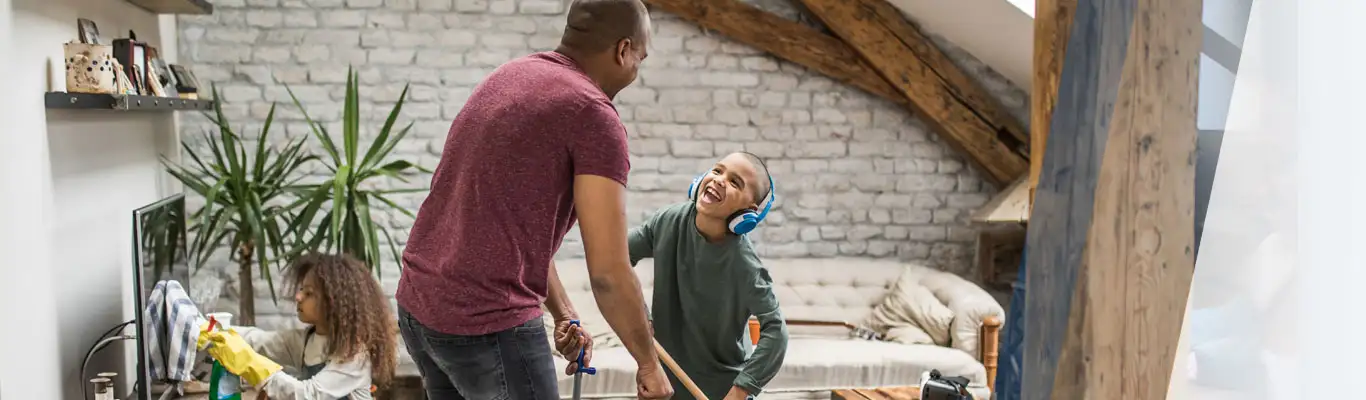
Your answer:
[919,369,974,400]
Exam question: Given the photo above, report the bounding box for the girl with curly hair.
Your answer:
[198,253,398,399]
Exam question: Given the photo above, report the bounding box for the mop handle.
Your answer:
[653,338,709,400]
[570,320,596,375]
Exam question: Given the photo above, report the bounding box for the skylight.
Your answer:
[1007,0,1036,18]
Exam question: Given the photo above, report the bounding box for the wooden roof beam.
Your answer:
[642,0,1029,186]
[792,0,1029,186]
[642,0,907,106]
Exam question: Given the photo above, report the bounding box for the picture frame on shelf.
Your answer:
[78,18,100,45]
[113,31,151,96]
[147,47,179,98]
[170,64,200,99]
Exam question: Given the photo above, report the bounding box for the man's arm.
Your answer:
[545,260,577,322]
[574,174,660,366]
[733,266,790,397]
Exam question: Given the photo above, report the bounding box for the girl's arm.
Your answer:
[257,356,371,400]
[234,326,306,369]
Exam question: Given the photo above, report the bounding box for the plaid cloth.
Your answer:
[143,280,202,382]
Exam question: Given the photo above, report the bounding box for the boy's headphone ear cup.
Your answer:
[728,210,761,235]
[686,173,705,201]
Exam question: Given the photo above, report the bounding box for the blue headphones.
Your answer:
[686,155,776,236]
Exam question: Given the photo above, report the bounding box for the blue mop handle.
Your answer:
[570,320,596,375]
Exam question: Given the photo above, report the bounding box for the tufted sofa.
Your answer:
[525,258,1006,400]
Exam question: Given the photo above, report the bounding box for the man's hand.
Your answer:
[723,386,751,400]
[636,361,674,400]
[553,318,593,375]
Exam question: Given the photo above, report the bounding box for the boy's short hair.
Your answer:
[735,152,771,204]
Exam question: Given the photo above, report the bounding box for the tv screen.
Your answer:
[130,194,190,400]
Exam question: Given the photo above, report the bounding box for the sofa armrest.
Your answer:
[919,271,1006,360]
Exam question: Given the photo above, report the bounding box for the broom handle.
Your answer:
[652,338,710,400]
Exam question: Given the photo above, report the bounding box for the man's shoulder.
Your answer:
[493,52,604,100]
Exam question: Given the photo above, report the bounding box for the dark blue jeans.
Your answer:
[398,306,559,400]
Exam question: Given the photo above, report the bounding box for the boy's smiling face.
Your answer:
[695,153,765,220]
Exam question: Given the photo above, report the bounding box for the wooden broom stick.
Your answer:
[652,338,709,400]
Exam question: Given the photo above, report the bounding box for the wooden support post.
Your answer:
[1050,0,1201,397]
[1029,0,1077,208]
[1020,0,1136,398]
[1025,0,1200,397]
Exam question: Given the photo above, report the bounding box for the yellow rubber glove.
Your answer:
[196,322,213,350]
[201,330,283,387]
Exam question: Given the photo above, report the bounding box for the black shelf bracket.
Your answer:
[45,92,214,111]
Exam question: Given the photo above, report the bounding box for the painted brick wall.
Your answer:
[176,0,1028,327]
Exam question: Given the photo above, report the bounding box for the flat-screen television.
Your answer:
[130,194,190,400]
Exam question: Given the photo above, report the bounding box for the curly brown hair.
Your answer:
[286,253,397,388]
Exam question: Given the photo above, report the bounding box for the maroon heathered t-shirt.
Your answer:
[396,51,631,336]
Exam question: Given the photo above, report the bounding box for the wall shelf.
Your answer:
[45,92,214,112]
[125,0,213,15]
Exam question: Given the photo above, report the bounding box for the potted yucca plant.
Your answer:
[161,85,318,326]
[284,67,429,276]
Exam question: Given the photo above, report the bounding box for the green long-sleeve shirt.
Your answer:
[628,202,789,399]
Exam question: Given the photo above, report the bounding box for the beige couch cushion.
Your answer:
[764,259,906,336]
[552,337,990,399]
[862,265,957,346]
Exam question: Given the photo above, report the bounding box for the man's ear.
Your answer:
[614,38,632,65]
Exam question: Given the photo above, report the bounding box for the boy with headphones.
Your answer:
[623,151,789,399]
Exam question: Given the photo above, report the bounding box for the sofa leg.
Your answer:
[980,316,1002,396]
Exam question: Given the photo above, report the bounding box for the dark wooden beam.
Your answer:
[642,0,906,105]
[643,0,1029,186]
[1050,0,1200,397]
[858,0,1030,151]
[1029,0,1077,209]
[1021,0,1136,398]
[793,0,1028,185]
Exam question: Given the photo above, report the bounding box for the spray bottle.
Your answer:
[204,316,244,400]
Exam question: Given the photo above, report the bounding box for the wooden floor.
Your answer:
[830,386,921,400]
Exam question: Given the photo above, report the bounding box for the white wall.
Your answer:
[3,0,181,398]
[0,0,64,398]
[887,0,1035,89]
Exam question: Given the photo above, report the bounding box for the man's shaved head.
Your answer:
[556,0,652,99]
[561,0,651,53]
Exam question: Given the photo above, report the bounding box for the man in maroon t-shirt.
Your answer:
[394,0,672,399]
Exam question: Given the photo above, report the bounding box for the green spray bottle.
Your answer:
[205,317,243,400]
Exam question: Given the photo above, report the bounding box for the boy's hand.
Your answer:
[637,362,674,399]
[553,318,593,375]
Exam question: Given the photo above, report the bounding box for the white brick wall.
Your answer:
[176,0,1028,327]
